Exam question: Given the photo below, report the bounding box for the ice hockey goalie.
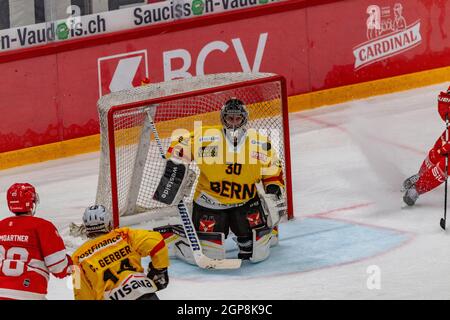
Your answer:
[153,98,286,265]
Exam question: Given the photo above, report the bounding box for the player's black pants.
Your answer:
[192,196,266,259]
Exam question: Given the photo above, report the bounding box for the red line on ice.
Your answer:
[303,202,373,218]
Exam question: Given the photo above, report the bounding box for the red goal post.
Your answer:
[95,72,293,228]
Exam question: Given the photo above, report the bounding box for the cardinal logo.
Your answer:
[353,3,421,70]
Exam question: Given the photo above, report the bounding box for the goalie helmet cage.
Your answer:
[95,72,293,228]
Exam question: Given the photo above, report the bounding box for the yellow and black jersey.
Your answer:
[71,227,168,300]
[167,125,284,208]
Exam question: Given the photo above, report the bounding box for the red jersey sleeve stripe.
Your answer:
[149,239,166,257]
[48,257,70,274]
[44,250,67,266]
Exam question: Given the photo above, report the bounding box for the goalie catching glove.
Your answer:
[147,262,169,290]
[153,158,196,205]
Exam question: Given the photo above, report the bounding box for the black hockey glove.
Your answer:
[147,262,169,291]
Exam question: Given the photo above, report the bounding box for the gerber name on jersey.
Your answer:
[97,245,132,268]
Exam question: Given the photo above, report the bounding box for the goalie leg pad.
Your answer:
[197,231,226,260]
[153,159,196,206]
[174,231,226,265]
[227,197,267,260]
[153,224,185,257]
[157,224,226,265]
[270,225,279,247]
[249,226,273,263]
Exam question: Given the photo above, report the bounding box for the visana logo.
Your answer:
[108,278,155,300]
[353,3,421,70]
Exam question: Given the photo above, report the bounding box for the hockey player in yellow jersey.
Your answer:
[71,205,169,300]
[153,98,286,264]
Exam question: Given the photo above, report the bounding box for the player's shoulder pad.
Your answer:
[115,227,132,238]
[117,227,155,240]
[172,133,192,146]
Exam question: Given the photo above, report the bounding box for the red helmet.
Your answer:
[7,183,39,214]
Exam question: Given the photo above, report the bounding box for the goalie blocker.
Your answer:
[153,158,196,205]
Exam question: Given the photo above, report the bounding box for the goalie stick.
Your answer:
[144,107,241,269]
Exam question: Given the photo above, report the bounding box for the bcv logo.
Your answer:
[97,50,148,97]
[97,33,268,97]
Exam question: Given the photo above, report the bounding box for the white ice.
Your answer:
[1,82,450,300]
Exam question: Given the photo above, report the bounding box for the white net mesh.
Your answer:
[95,72,289,225]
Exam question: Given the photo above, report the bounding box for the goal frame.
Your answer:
[106,74,293,228]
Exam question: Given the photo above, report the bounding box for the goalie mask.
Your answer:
[220,98,248,131]
[220,98,248,145]
[83,205,113,237]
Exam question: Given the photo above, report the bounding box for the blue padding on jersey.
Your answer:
[143,218,410,280]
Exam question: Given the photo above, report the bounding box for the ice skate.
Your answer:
[403,186,419,206]
[402,173,420,192]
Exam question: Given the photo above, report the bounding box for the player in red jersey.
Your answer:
[403,87,450,206]
[0,183,73,300]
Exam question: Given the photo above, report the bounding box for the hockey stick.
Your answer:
[144,107,241,269]
[440,114,449,230]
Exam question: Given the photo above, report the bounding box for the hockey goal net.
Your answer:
[95,72,293,228]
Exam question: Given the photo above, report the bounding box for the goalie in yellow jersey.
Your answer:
[71,205,169,300]
[153,98,286,264]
